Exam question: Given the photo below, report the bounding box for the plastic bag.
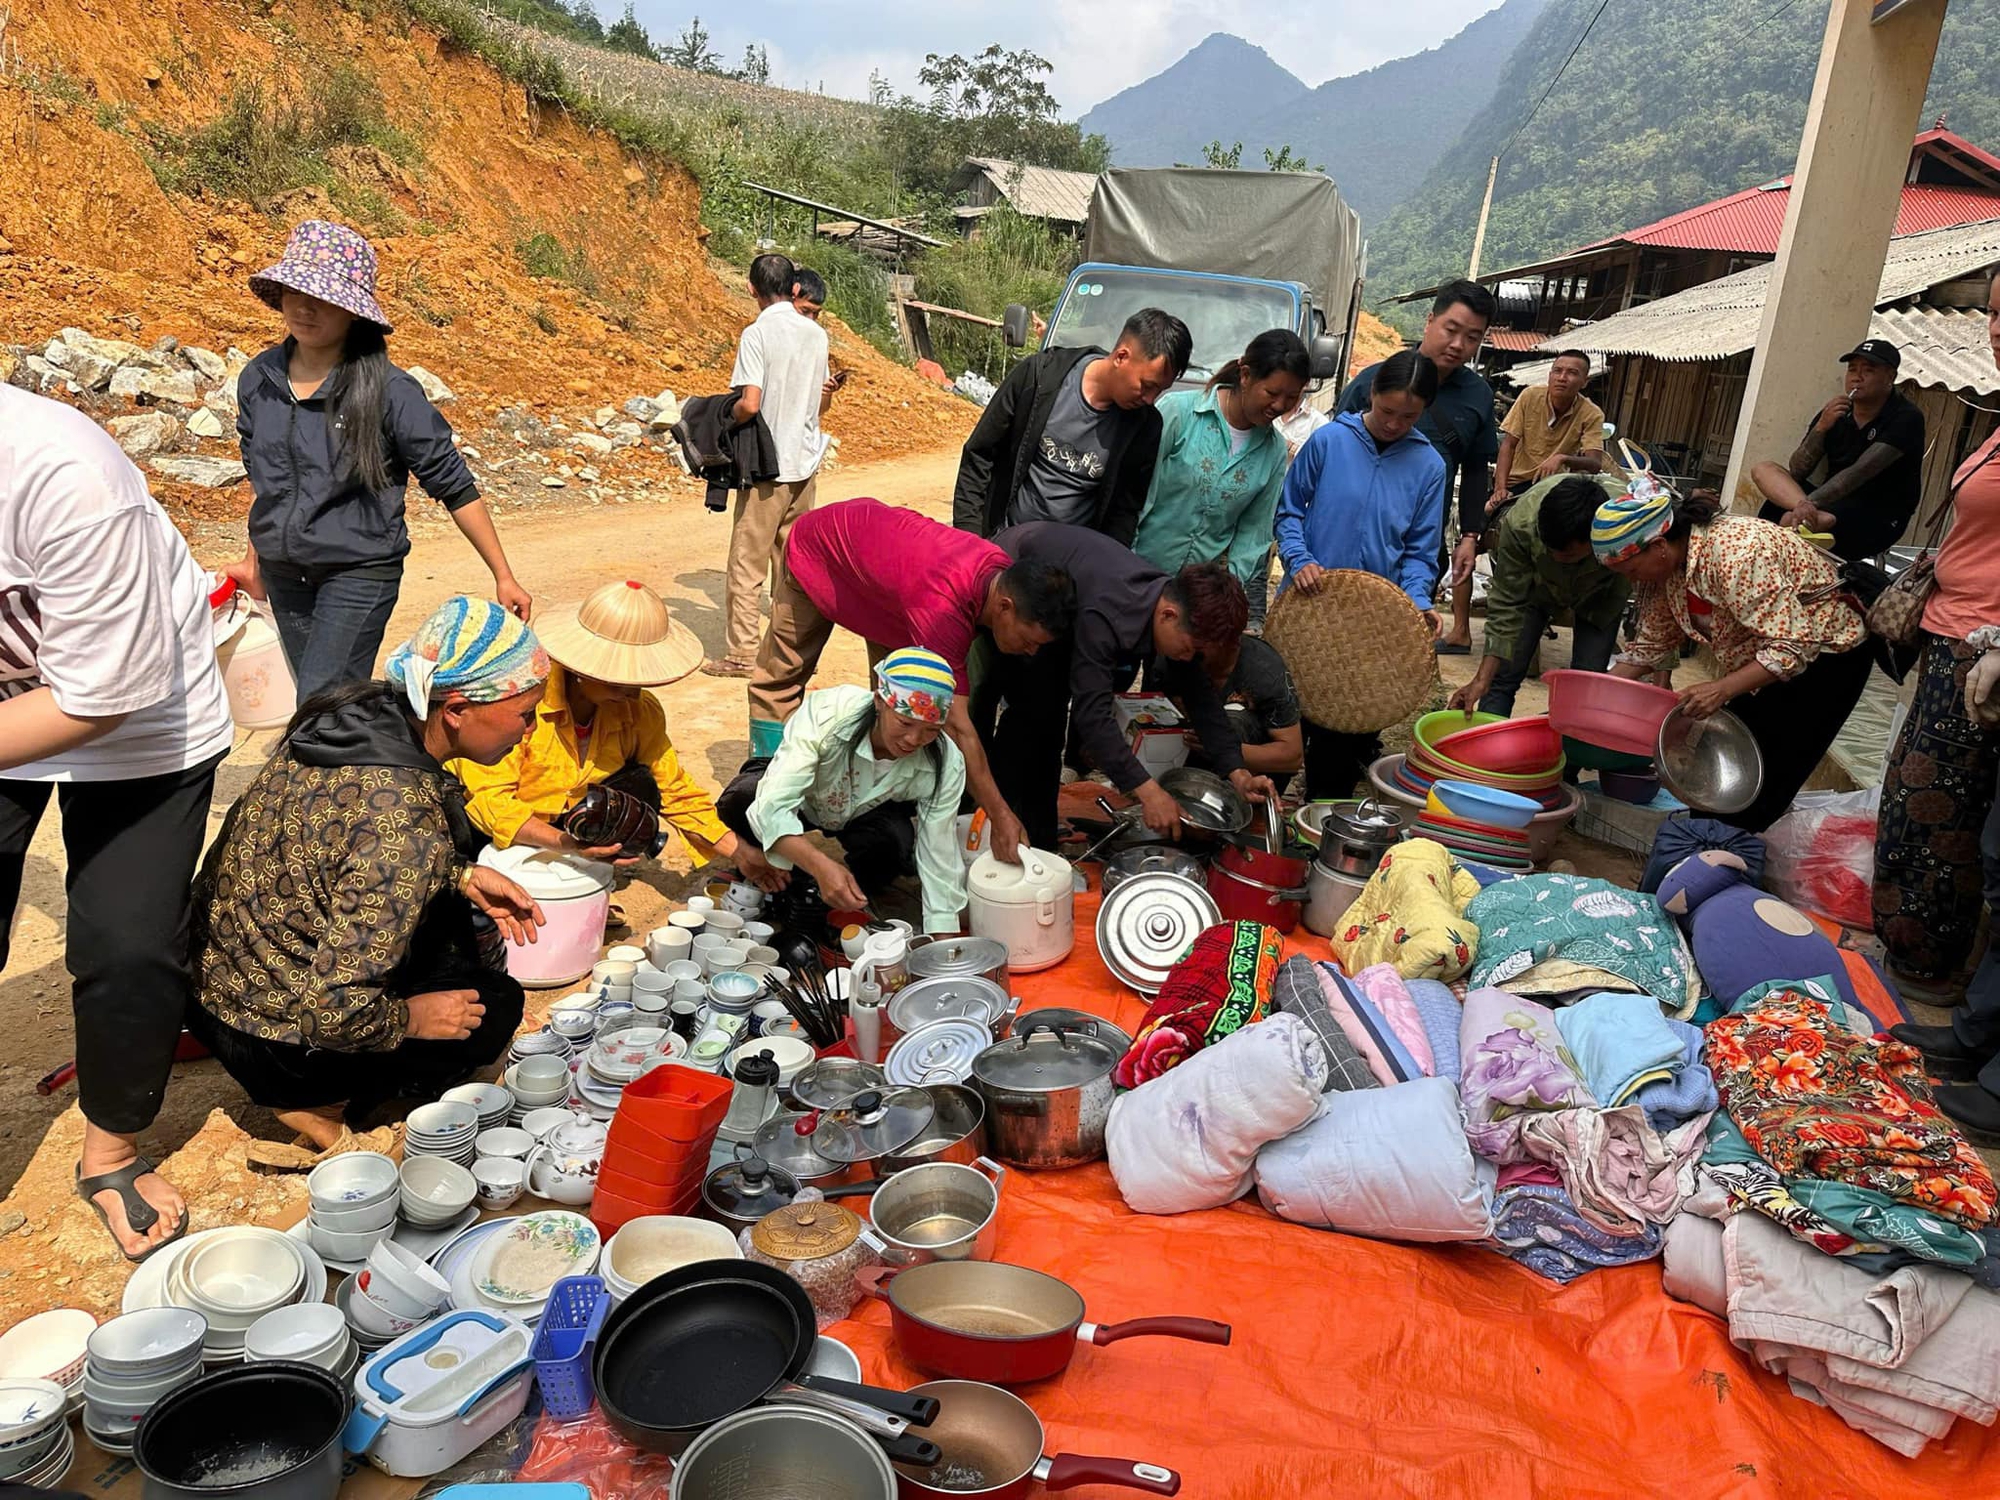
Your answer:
[1763,788,1879,928]
[508,1407,678,1496]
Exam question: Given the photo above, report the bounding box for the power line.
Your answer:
[1498,0,1615,163]
[1760,0,1808,28]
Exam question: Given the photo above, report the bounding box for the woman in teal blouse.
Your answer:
[1133,329,1310,588]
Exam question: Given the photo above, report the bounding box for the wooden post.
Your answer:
[1468,155,1500,278]
[1719,0,1947,510]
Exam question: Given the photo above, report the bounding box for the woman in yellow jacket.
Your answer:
[454,580,778,884]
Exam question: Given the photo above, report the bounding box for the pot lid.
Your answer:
[754,1110,844,1178]
[1101,847,1204,892]
[883,1017,993,1087]
[967,846,1073,904]
[886,976,1007,1033]
[475,844,614,898]
[1320,796,1403,844]
[750,1201,863,1262]
[972,1021,1121,1090]
[1095,872,1221,996]
[703,1153,802,1220]
[810,1086,935,1163]
[788,1056,887,1112]
[906,936,1009,979]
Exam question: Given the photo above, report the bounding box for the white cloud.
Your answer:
[626,0,1509,112]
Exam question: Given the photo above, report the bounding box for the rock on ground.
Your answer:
[149,454,246,487]
[186,407,228,440]
[106,411,181,458]
[405,365,456,405]
[569,432,615,458]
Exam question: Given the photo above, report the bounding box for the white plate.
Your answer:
[124,1228,327,1317]
[286,1206,478,1276]
[440,1219,551,1325]
[467,1212,600,1305]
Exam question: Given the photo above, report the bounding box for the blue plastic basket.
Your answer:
[531,1275,609,1421]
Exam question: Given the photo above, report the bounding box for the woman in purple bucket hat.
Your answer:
[223,220,533,698]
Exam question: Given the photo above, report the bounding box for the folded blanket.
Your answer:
[1466,874,1699,1017]
[1405,979,1463,1082]
[1458,989,1595,1161]
[1513,1104,1708,1234]
[1269,955,1378,1093]
[1327,839,1480,982]
[1313,965,1415,1086]
[1351,964,1436,1076]
[1633,1018,1716,1130]
[1662,1210,1727,1313]
[1488,1179,1663,1284]
[1115,921,1283,1089]
[1336,968,1426,1082]
[1106,1011,1328,1215]
[1254,1074,1495,1242]
[1554,991,1685,1106]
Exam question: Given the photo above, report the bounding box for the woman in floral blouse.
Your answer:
[1593,485,1871,831]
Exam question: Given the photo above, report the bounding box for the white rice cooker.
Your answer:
[964,847,1074,973]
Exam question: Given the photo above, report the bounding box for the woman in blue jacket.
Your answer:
[224,221,532,700]
[1274,350,1446,797]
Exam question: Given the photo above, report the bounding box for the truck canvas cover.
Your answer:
[1084,167,1361,306]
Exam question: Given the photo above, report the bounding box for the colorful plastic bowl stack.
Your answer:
[1398,711,1569,809]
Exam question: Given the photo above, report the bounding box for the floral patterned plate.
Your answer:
[468,1211,600,1305]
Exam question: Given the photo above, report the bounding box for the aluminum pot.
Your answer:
[1206,862,1310,935]
[1302,860,1369,939]
[1098,846,1204,893]
[1315,796,1404,881]
[970,1024,1118,1170]
[891,1380,1180,1499]
[670,1404,897,1500]
[884,976,1014,1051]
[868,1157,1005,1266]
[137,1361,348,1500]
[906,934,1009,992]
[872,1083,989,1178]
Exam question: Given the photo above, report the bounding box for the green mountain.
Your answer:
[1368,0,2000,329]
[1080,2,1551,225]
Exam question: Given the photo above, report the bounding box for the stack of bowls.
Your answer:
[1401,711,1568,807]
[573,1025,687,1118]
[304,1151,399,1265]
[509,1027,574,1066]
[0,1308,92,1415]
[1412,779,1541,872]
[80,1308,206,1455]
[0,1377,76,1483]
[505,1052,575,1122]
[400,1155,478,1229]
[548,992,603,1045]
[245,1302,354,1380]
[164,1225,313,1364]
[405,1100,480,1166]
[441,1082,515,1135]
[338,1241,451,1349]
[601,1215,740,1304]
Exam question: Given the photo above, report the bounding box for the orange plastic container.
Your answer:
[614,1063,733,1144]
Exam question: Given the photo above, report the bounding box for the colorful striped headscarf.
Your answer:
[1591,481,1675,564]
[384,596,549,717]
[874,646,954,724]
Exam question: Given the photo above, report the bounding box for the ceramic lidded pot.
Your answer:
[524,1112,607,1205]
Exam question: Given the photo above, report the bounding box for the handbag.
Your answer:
[1864,440,1999,644]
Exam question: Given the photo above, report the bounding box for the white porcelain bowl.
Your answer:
[605,1216,741,1294]
[442,1082,513,1117]
[399,1156,477,1216]
[520,1107,573,1140]
[308,1219,394,1263]
[474,1126,534,1161]
[81,1359,197,1406]
[406,1100,480,1138]
[362,1240,451,1320]
[86,1308,207,1379]
[178,1230,304,1320]
[243,1303,347,1365]
[0,1309,95,1385]
[305,1151,399,1212]
[306,1194,398,1234]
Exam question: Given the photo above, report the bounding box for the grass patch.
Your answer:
[18,63,88,107]
[915,203,1075,379]
[516,229,600,296]
[531,303,560,335]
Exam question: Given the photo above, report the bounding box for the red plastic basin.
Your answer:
[1544,670,1679,757]
[1432,715,1564,776]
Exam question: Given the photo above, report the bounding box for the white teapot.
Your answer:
[523,1111,607,1205]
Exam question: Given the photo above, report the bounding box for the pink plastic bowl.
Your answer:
[1543,670,1680,758]
[1432,715,1564,776]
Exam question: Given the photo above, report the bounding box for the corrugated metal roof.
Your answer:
[1503,351,1610,387]
[1568,182,2000,256]
[1484,330,1549,351]
[960,157,1098,224]
[1542,218,2000,384]
[1870,306,2000,394]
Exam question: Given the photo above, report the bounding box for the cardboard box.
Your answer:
[1113,693,1189,777]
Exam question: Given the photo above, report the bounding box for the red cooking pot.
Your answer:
[856,1261,1232,1385]
[1208,835,1310,932]
[892,1380,1179,1499]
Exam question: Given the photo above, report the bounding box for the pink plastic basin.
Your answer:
[1543,670,1679,758]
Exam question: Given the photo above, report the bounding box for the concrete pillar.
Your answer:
[1721,0,1947,510]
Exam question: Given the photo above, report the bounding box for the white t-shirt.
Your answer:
[730,301,830,484]
[0,386,235,782]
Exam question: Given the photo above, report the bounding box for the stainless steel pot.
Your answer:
[971,1023,1119,1170]
[867,1157,1005,1266]
[872,1083,989,1178]
[885,975,1014,1048]
[670,1404,897,1500]
[1303,860,1370,938]
[1099,846,1205,893]
[907,934,1009,992]
[1315,796,1405,881]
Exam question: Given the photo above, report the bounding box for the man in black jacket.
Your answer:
[952,308,1192,544]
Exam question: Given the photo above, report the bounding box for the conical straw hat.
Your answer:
[532,580,705,686]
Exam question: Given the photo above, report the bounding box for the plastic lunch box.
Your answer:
[342,1311,535,1478]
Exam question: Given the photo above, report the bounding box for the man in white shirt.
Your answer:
[705,253,835,677]
[0,385,235,1262]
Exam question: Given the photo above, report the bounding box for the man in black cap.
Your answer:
[1750,338,1926,561]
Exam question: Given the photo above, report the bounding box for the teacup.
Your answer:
[606,944,647,966]
[515,1053,569,1092]
[703,909,746,938]
[474,1126,534,1161]
[520,1107,573,1140]
[592,958,638,987]
[686,895,715,914]
[633,969,673,997]
[473,1158,526,1211]
[668,911,706,936]
[664,960,703,984]
[743,920,776,944]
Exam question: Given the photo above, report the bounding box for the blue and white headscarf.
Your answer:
[384,596,548,716]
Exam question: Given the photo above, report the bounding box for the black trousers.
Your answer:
[1301,723,1381,803]
[187,965,524,1123]
[0,753,223,1136]
[715,757,917,897]
[969,642,1074,851]
[1724,643,1876,833]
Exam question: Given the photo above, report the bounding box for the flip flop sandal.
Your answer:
[1433,641,1471,656]
[76,1156,187,1264]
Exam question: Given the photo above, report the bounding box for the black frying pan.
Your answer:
[593,1258,941,1457]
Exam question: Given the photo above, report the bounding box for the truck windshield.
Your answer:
[1048,270,1298,381]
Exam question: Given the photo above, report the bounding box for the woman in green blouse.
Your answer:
[1132,329,1311,589]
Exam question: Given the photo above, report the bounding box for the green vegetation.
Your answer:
[515,228,601,297]
[914,203,1072,379]
[1183,140,1325,173]
[1367,0,2000,332]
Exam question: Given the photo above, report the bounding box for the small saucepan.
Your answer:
[855,1261,1231,1386]
[892,1380,1180,1499]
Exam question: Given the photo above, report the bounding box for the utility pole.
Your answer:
[1468,155,1500,278]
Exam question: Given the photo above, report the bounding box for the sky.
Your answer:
[625,0,1509,115]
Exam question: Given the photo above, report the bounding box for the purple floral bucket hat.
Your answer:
[248,220,393,334]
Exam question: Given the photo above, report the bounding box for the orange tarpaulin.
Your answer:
[828,890,1996,1497]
